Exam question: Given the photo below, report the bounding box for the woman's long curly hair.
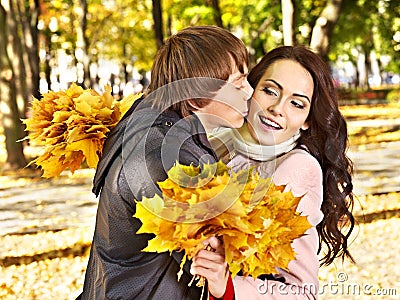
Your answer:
[248,45,355,266]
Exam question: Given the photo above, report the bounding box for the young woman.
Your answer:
[77,26,253,300]
[191,45,355,299]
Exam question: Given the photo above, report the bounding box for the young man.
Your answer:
[78,25,253,299]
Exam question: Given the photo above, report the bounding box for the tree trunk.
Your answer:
[152,0,164,49]
[210,0,223,28]
[310,0,343,59]
[7,0,29,118]
[166,13,172,38]
[76,0,90,88]
[43,32,51,91]
[0,1,28,170]
[364,49,371,89]
[18,0,41,100]
[281,0,295,45]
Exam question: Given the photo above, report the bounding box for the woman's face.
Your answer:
[247,59,313,145]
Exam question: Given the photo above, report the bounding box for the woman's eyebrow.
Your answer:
[264,79,282,89]
[293,93,311,103]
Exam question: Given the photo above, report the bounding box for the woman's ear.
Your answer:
[301,122,309,130]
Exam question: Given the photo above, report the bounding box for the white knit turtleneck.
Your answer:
[210,125,300,162]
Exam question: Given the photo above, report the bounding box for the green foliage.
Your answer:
[221,0,283,64]
[387,88,400,104]
[330,0,399,73]
[87,0,156,70]
[38,0,399,83]
[165,0,218,31]
[41,0,156,72]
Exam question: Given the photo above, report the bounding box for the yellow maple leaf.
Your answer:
[118,93,141,117]
[65,82,84,97]
[52,111,72,123]
[66,139,100,168]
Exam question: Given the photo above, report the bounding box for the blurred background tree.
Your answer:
[0,0,399,171]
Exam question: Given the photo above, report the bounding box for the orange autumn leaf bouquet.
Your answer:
[22,83,141,177]
[134,160,312,280]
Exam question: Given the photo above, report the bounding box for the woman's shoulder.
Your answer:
[273,148,323,192]
[276,148,320,172]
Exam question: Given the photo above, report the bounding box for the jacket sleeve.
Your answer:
[81,111,215,299]
[120,115,217,201]
[233,149,323,299]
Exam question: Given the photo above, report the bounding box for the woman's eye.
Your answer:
[291,100,305,109]
[262,87,278,96]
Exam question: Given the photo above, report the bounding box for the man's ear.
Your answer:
[187,99,201,111]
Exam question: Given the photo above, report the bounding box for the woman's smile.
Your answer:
[259,115,282,130]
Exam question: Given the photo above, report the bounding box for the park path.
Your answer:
[350,141,400,195]
[0,170,97,236]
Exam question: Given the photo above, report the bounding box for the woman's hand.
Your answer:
[190,236,230,298]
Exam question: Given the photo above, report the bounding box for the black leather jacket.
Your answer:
[78,99,218,300]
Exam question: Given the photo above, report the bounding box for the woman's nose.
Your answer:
[268,99,284,116]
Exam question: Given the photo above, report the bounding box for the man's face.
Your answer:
[195,64,253,131]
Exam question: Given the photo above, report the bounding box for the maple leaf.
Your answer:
[133,161,312,281]
[22,83,143,177]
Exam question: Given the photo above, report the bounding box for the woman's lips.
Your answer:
[259,115,282,130]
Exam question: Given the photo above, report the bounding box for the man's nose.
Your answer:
[243,79,253,100]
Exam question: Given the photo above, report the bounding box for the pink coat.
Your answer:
[230,148,324,299]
